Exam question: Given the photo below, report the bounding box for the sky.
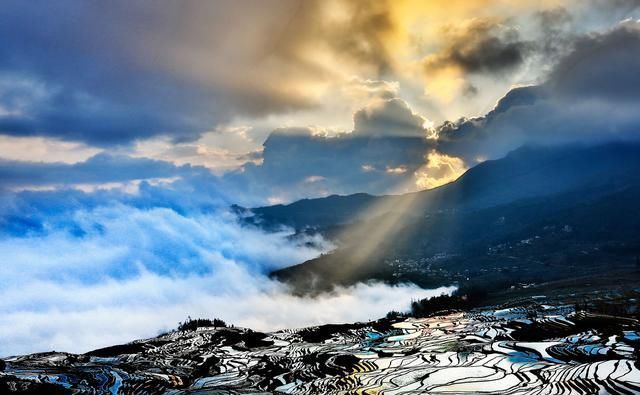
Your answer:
[1,0,640,355]
[0,0,639,202]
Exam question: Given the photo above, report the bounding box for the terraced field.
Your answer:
[2,304,639,394]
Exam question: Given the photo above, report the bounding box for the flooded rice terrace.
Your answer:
[2,303,639,394]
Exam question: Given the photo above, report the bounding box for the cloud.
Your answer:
[0,0,409,147]
[0,153,207,191]
[0,136,101,164]
[583,0,640,23]
[547,19,640,101]
[4,1,622,148]
[0,90,448,206]
[7,17,639,204]
[129,127,263,175]
[0,1,308,145]
[0,72,210,146]
[225,129,431,202]
[533,7,575,59]
[345,78,400,101]
[436,20,640,162]
[223,100,437,202]
[415,2,637,114]
[320,0,398,75]
[254,0,402,77]
[423,18,529,75]
[0,76,454,204]
[0,189,453,356]
[353,98,429,137]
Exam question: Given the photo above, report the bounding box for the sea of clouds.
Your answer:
[0,180,454,356]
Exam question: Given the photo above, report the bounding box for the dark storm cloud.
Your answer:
[423,18,530,75]
[436,21,640,162]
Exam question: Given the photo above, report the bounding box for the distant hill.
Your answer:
[258,142,640,294]
[242,192,380,230]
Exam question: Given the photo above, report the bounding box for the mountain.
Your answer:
[249,143,640,231]
[261,142,640,295]
[242,192,380,230]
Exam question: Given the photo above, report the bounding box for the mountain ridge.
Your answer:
[247,142,640,232]
[263,142,640,294]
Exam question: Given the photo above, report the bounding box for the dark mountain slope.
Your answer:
[267,143,640,294]
[273,181,640,293]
